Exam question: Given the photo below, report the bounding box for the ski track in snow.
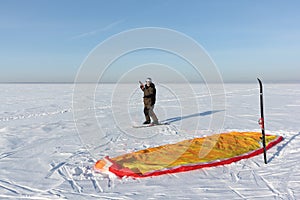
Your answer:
[0,83,299,199]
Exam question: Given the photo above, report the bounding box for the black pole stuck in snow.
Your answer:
[257,78,267,164]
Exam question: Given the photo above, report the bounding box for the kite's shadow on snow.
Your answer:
[161,110,224,124]
[268,131,300,163]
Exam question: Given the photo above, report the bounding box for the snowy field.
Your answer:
[0,83,299,199]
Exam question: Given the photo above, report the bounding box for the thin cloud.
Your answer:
[70,19,124,40]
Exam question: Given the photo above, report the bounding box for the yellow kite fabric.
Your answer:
[94,132,283,178]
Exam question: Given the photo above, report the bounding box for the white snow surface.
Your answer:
[0,83,299,199]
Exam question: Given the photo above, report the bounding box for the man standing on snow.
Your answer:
[139,78,159,125]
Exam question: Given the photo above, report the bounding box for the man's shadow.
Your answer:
[161,110,224,124]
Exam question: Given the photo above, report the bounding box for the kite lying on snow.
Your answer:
[94,132,283,178]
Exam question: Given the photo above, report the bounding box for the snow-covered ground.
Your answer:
[0,83,299,199]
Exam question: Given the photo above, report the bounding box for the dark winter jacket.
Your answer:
[140,83,156,106]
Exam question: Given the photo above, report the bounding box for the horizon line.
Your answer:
[1,80,299,84]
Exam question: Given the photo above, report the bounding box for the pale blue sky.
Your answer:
[0,0,299,83]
